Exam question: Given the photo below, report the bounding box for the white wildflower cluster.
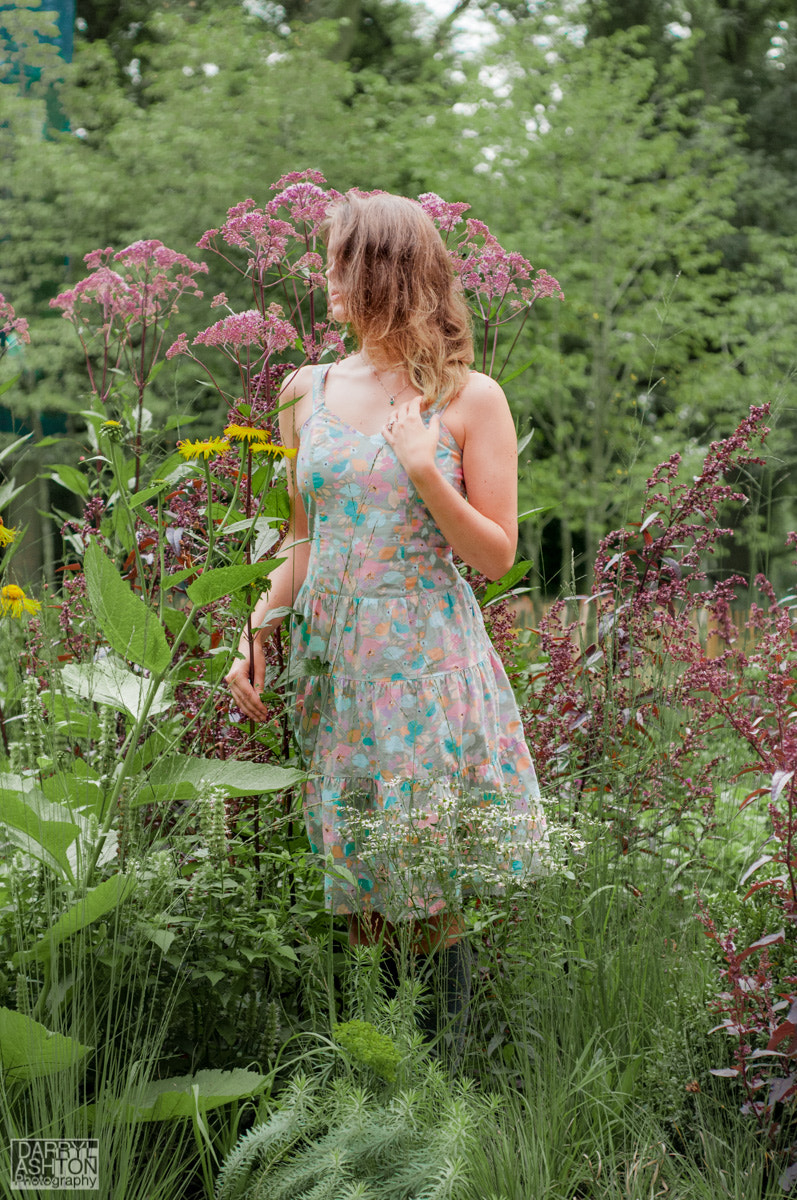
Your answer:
[198,779,230,871]
[94,703,119,787]
[20,675,46,770]
[337,777,549,912]
[132,848,178,902]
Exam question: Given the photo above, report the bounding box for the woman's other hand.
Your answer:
[382,396,440,481]
[224,639,271,722]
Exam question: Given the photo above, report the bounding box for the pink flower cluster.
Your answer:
[419,192,471,234]
[0,293,30,346]
[268,174,337,229]
[198,200,295,272]
[192,305,297,354]
[456,218,537,306]
[51,242,207,327]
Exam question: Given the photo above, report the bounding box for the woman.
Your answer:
[225,192,545,1037]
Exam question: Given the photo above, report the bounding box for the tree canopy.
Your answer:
[2,0,795,594]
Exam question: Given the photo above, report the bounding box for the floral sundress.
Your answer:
[290,364,546,920]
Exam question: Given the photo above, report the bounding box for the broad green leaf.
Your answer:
[482,560,534,603]
[99,1067,269,1123]
[40,770,105,818]
[0,788,79,878]
[0,1008,90,1082]
[14,873,137,964]
[147,753,303,797]
[47,463,90,499]
[186,560,283,607]
[84,542,172,674]
[61,658,174,722]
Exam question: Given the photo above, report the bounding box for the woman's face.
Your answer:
[325,242,347,323]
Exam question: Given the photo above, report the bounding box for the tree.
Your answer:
[459,19,797,591]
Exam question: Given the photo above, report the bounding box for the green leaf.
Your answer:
[146,753,304,798]
[0,1008,91,1082]
[186,560,283,607]
[501,356,537,385]
[129,480,170,510]
[161,605,200,647]
[0,788,79,878]
[0,373,22,397]
[14,873,137,965]
[84,542,172,674]
[0,478,25,509]
[518,505,552,524]
[40,770,105,818]
[61,658,174,722]
[0,431,32,464]
[101,1067,270,1123]
[482,560,534,604]
[47,463,90,499]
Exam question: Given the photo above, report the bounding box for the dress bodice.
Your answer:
[296,366,465,599]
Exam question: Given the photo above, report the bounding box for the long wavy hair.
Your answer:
[321,192,473,409]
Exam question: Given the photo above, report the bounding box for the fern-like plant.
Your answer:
[214,1060,487,1200]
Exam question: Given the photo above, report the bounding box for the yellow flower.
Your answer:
[177,437,231,460]
[223,423,272,444]
[250,442,297,458]
[1,584,41,618]
[0,518,17,547]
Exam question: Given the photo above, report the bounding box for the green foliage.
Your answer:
[333,1019,401,1083]
[214,1068,481,1200]
[84,541,172,673]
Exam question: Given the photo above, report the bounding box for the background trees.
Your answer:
[2,0,795,593]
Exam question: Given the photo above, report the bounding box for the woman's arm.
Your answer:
[383,373,519,581]
[223,366,313,721]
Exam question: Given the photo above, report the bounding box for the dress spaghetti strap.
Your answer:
[311,363,333,411]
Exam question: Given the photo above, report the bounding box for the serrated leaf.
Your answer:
[186,560,283,607]
[0,788,78,878]
[84,542,171,674]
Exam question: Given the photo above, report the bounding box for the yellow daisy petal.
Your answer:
[249,442,297,458]
[223,423,272,444]
[0,520,17,547]
[177,437,231,460]
[1,584,41,619]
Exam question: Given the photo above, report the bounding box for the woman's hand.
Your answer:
[224,638,271,722]
[382,396,440,482]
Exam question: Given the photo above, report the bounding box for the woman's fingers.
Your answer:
[383,397,439,473]
[225,659,270,722]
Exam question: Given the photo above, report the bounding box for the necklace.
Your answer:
[368,362,414,407]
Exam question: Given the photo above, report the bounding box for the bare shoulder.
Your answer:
[447,371,515,448]
[280,364,314,404]
[278,364,315,446]
[458,371,510,414]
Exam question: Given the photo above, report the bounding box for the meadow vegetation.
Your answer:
[1,172,797,1199]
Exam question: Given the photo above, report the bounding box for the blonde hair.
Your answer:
[322,192,473,408]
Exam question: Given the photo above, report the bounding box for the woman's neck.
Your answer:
[359,346,405,373]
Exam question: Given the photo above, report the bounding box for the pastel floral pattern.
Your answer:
[291,365,546,919]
